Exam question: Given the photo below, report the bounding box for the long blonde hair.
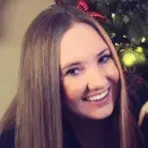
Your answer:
[0,4,139,148]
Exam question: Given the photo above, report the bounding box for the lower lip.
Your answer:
[86,89,110,107]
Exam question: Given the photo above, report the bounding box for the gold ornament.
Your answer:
[136,53,146,64]
[122,49,138,67]
[135,46,146,64]
[135,46,144,53]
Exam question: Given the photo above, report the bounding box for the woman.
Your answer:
[0,4,146,148]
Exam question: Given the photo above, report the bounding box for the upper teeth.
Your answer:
[87,90,109,101]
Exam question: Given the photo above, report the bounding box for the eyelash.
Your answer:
[65,67,81,76]
[98,53,112,63]
[65,53,112,76]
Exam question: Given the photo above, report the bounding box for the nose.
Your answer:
[86,67,108,91]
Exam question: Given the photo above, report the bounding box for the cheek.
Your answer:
[104,61,119,83]
[62,77,86,101]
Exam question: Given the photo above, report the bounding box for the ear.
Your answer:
[138,101,148,126]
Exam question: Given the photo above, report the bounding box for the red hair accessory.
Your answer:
[55,0,107,21]
[77,0,107,21]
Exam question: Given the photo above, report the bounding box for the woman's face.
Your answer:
[60,23,119,120]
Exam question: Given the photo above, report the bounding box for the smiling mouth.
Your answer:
[84,88,110,102]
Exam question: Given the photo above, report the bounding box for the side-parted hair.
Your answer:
[0,4,138,148]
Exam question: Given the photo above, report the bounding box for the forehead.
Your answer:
[60,23,108,67]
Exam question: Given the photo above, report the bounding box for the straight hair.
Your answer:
[0,4,139,148]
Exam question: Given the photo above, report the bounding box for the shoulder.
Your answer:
[0,128,15,148]
[141,116,148,148]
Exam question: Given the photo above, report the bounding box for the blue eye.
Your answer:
[66,68,81,76]
[99,54,112,63]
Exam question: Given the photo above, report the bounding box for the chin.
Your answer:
[86,105,114,120]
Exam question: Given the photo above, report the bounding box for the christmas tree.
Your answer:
[55,0,148,72]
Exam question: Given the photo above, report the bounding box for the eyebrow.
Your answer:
[61,48,109,71]
[96,48,109,58]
